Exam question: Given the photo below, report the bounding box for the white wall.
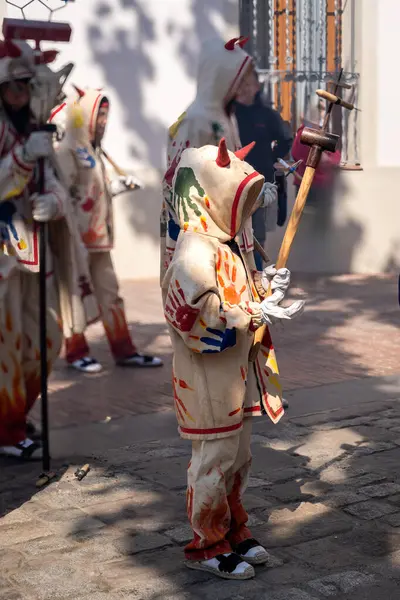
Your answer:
[4,0,238,279]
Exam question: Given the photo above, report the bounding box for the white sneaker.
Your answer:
[0,438,42,460]
[115,353,163,368]
[69,357,103,374]
[185,552,255,580]
[234,538,270,565]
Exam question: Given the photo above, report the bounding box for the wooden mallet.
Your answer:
[249,70,354,362]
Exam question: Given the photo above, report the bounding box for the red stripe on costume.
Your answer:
[180,422,242,435]
[230,171,258,237]
[229,407,241,417]
[49,102,66,122]
[12,148,33,173]
[244,406,262,414]
[89,94,102,140]
[225,56,251,104]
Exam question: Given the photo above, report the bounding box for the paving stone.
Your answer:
[293,428,364,470]
[386,494,400,507]
[112,531,173,555]
[0,548,25,575]
[260,588,319,600]
[247,476,272,488]
[264,467,309,484]
[12,534,77,557]
[0,588,31,600]
[323,490,369,508]
[191,578,265,600]
[344,500,398,520]
[0,520,53,548]
[269,481,314,503]
[349,472,388,487]
[307,571,375,596]
[361,482,400,499]
[10,563,107,599]
[164,523,192,544]
[280,535,366,571]
[381,512,400,527]
[259,502,353,548]
[313,415,380,431]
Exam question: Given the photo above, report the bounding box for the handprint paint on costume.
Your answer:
[169,166,207,232]
[164,278,236,354]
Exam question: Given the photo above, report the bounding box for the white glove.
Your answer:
[31,192,60,222]
[261,265,291,302]
[110,175,142,196]
[23,131,53,163]
[259,265,305,325]
[257,182,278,208]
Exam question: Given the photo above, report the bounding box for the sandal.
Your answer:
[0,438,43,460]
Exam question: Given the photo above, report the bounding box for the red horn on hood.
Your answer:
[0,40,22,58]
[224,37,240,51]
[238,36,249,48]
[73,84,86,99]
[234,141,256,161]
[216,138,231,167]
[34,50,59,64]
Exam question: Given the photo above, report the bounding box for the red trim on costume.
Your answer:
[89,94,102,140]
[230,171,258,237]
[49,102,66,122]
[180,421,242,435]
[225,56,251,104]
[244,406,262,414]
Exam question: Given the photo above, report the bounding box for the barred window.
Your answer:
[239,0,361,168]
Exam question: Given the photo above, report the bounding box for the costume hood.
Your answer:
[56,86,107,149]
[195,36,252,110]
[169,138,264,242]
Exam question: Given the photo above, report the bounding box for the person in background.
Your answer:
[56,88,163,373]
[234,69,292,270]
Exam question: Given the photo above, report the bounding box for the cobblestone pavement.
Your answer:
[3,392,400,599]
[1,274,400,599]
[31,274,399,429]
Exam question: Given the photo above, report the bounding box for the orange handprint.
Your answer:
[216,247,246,305]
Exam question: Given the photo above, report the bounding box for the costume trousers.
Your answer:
[0,270,62,445]
[185,417,253,561]
[65,251,136,362]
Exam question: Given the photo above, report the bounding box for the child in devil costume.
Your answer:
[56,87,162,373]
[160,36,277,281]
[0,40,97,459]
[161,138,304,579]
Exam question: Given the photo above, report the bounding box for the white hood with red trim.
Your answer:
[169,140,264,243]
[60,87,106,152]
[195,36,252,111]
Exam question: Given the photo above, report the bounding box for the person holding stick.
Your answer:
[162,139,304,579]
[56,87,162,373]
[0,40,77,459]
[160,36,278,283]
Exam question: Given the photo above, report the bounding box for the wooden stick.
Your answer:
[253,236,270,264]
[248,166,316,362]
[101,149,125,176]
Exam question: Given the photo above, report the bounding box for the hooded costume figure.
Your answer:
[0,40,97,458]
[56,87,162,371]
[161,139,304,579]
[160,36,256,282]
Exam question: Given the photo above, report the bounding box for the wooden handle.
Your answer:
[102,150,126,176]
[316,89,354,111]
[248,166,316,362]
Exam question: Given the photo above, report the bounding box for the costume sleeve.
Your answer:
[164,238,254,354]
[0,124,35,202]
[43,159,68,219]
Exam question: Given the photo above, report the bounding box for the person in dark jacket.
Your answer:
[235,70,292,269]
